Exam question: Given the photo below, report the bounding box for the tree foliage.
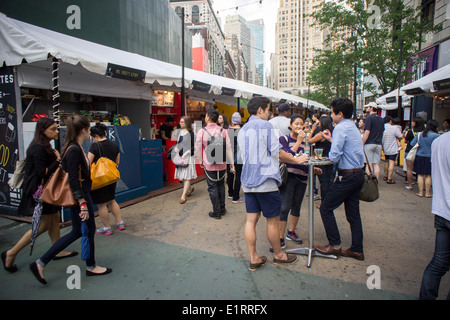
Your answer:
[308,0,442,97]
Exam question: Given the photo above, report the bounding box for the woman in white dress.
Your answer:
[174,116,197,204]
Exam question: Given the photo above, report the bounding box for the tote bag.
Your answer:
[40,146,78,207]
[360,151,379,202]
[406,133,421,162]
[90,143,120,191]
[8,159,26,189]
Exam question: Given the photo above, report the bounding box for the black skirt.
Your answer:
[414,155,432,175]
[90,182,117,204]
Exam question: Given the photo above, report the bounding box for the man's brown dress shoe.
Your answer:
[315,244,342,256]
[341,248,365,261]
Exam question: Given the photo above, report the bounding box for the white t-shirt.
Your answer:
[269,116,291,139]
[431,132,450,221]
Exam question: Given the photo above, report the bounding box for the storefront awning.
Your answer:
[401,63,450,96]
[0,13,328,111]
[375,89,412,110]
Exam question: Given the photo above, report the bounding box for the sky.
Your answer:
[211,0,279,77]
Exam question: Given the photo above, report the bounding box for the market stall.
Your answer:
[0,12,328,216]
[401,63,450,124]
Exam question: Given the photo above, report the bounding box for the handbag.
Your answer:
[279,162,288,189]
[406,133,421,162]
[172,154,189,167]
[40,155,78,207]
[279,135,289,189]
[360,150,379,202]
[90,143,120,191]
[8,159,26,189]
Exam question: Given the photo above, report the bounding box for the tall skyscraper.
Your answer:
[274,0,325,94]
[248,19,265,86]
[224,14,254,83]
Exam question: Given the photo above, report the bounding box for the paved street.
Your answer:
[0,169,449,301]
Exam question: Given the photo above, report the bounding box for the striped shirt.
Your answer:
[279,134,308,183]
[382,124,402,156]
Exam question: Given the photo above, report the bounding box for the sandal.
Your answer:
[425,194,432,198]
[416,193,424,197]
[383,177,388,181]
[386,179,396,184]
[186,187,194,197]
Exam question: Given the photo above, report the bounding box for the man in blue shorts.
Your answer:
[238,97,309,271]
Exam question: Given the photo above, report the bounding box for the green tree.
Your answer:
[307,47,355,103]
[309,0,442,97]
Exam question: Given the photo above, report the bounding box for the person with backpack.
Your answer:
[195,110,235,219]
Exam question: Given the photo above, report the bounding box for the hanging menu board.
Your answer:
[0,66,21,208]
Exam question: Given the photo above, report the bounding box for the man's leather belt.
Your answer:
[338,168,363,174]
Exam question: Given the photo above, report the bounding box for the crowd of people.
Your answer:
[1,97,448,299]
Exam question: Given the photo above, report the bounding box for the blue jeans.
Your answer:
[319,171,364,253]
[38,193,97,268]
[419,215,450,300]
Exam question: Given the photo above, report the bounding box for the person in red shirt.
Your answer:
[195,110,235,219]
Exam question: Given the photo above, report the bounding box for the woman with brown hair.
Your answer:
[30,115,111,284]
[173,116,197,204]
[2,117,76,273]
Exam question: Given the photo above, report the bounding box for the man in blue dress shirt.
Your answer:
[316,97,366,260]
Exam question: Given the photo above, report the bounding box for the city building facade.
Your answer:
[1,0,192,68]
[224,14,254,83]
[274,0,325,95]
[170,0,225,76]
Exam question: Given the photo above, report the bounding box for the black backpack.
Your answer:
[203,128,226,164]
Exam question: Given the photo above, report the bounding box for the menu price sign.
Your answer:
[433,78,450,91]
[106,63,146,83]
[0,66,20,208]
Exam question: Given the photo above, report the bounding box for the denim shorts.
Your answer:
[385,154,397,161]
[245,191,282,218]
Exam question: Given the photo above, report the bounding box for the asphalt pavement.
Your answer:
[0,168,449,302]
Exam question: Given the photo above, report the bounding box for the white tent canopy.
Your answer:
[401,63,450,95]
[0,13,328,111]
[375,89,412,110]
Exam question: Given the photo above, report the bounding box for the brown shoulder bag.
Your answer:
[40,146,80,207]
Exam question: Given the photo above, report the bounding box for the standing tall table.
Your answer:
[286,158,337,267]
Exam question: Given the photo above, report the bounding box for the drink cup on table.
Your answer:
[315,148,323,158]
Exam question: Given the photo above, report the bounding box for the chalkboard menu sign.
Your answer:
[0,66,21,208]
